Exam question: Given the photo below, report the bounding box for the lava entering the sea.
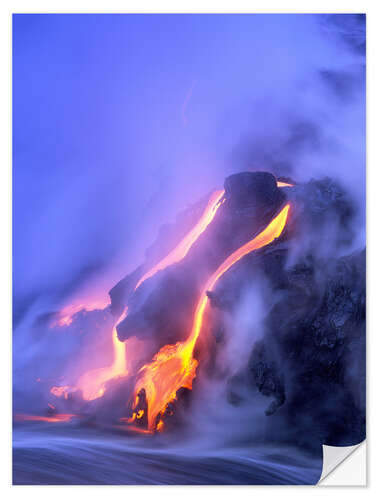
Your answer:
[45,176,292,433]
[130,203,290,430]
[14,413,79,423]
[50,189,225,402]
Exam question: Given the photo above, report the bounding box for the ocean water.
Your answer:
[13,421,322,485]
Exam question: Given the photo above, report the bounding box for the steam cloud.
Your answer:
[13,14,365,318]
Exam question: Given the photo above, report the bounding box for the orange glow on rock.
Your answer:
[117,419,153,434]
[73,307,129,400]
[50,385,71,399]
[277,181,294,188]
[156,420,164,432]
[14,413,79,423]
[52,298,110,327]
[133,204,290,430]
[50,189,226,403]
[50,309,130,402]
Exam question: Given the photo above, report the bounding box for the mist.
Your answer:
[13,14,365,323]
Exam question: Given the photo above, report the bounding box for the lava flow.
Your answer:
[52,297,110,327]
[50,308,129,401]
[73,307,130,400]
[50,190,225,402]
[276,181,294,188]
[134,190,225,290]
[131,203,290,430]
[14,413,79,423]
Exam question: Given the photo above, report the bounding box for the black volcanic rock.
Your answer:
[224,171,284,210]
[114,171,288,350]
[112,174,355,363]
[105,170,364,449]
[109,267,142,317]
[288,177,355,248]
[116,265,201,348]
[250,343,286,416]
[244,249,365,448]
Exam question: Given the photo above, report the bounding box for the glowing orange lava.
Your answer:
[116,420,153,434]
[52,298,110,327]
[277,181,294,188]
[50,189,225,402]
[134,190,225,290]
[72,307,129,400]
[50,385,71,399]
[14,413,78,423]
[132,204,290,430]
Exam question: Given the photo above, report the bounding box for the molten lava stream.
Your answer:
[50,307,129,401]
[76,190,225,400]
[74,307,130,400]
[277,181,294,188]
[53,297,110,327]
[133,204,291,430]
[134,190,225,290]
[14,413,78,423]
[50,190,225,402]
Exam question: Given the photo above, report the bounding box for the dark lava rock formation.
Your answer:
[108,170,365,448]
[114,171,286,350]
[224,171,284,211]
[245,249,365,449]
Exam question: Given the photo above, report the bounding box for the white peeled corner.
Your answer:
[318,440,366,485]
